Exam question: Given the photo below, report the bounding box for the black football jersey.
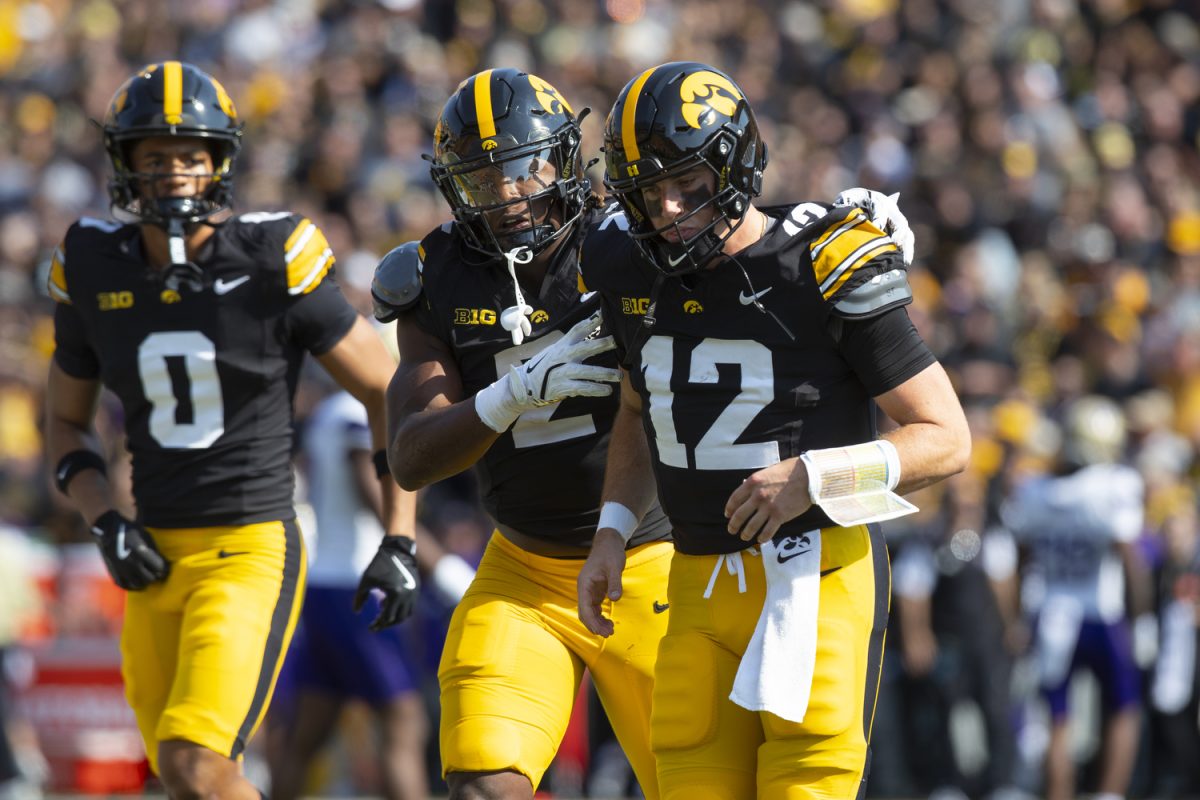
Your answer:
[50,212,358,528]
[581,202,936,555]
[410,219,671,550]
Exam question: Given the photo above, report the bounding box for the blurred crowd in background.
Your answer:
[0,0,1197,797]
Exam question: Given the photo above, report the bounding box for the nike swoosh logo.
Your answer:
[653,601,669,614]
[739,287,772,305]
[390,554,417,590]
[667,252,689,267]
[115,526,131,560]
[213,275,250,295]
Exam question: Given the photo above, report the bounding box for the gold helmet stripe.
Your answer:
[474,69,496,139]
[163,61,183,123]
[621,67,658,164]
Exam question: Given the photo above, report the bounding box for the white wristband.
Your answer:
[876,439,901,491]
[474,374,524,432]
[597,501,639,544]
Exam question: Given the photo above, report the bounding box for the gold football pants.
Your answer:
[438,531,673,797]
[120,519,305,774]
[652,524,889,800]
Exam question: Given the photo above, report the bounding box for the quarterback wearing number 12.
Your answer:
[43,62,415,798]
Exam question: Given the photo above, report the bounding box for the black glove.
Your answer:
[90,510,170,590]
[354,536,420,631]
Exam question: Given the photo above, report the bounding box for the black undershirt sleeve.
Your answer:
[836,305,936,397]
[52,303,101,379]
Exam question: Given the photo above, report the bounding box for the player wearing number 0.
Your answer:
[43,61,417,798]
[378,68,676,800]
[576,62,971,799]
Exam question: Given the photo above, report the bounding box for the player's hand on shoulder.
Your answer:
[90,510,170,591]
[834,188,915,266]
[354,535,420,631]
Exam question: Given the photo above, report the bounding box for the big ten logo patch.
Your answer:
[454,308,497,326]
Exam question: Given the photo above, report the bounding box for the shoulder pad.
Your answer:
[832,268,913,318]
[281,217,335,295]
[810,207,898,301]
[371,241,423,322]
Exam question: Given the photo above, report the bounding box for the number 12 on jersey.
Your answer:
[641,336,780,471]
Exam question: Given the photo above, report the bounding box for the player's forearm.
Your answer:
[599,384,657,522]
[388,400,499,490]
[45,416,115,523]
[883,420,971,495]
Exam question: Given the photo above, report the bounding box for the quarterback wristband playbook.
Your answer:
[54,449,108,495]
[597,501,639,544]
[798,440,917,527]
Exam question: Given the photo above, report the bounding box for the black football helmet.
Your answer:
[429,68,589,261]
[603,62,767,276]
[102,61,244,226]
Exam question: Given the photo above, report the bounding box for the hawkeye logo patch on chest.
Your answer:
[454,308,497,326]
[97,291,134,311]
[683,299,704,314]
[530,309,550,324]
[160,289,182,304]
[621,297,649,315]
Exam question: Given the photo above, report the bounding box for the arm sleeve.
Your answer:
[282,276,359,355]
[836,305,936,397]
[52,303,100,379]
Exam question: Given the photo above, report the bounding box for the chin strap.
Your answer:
[498,245,535,345]
[161,216,207,293]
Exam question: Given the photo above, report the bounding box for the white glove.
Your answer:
[474,312,621,432]
[834,188,915,266]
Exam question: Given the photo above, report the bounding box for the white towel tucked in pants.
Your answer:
[729,530,822,723]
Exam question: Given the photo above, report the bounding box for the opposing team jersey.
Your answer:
[410,220,670,550]
[50,213,357,528]
[581,202,935,555]
[302,391,382,587]
[1003,463,1144,622]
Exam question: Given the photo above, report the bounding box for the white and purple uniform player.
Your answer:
[1006,459,1144,717]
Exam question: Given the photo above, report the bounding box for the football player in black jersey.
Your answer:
[43,62,418,798]
[576,63,972,799]
[376,68,677,800]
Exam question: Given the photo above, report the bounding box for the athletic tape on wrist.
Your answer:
[597,501,639,544]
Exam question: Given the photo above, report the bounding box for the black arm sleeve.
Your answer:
[53,303,100,379]
[282,276,359,355]
[837,305,936,397]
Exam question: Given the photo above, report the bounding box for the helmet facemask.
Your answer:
[432,124,588,262]
[106,135,241,227]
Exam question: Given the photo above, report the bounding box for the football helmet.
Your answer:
[1062,395,1127,467]
[603,62,767,276]
[102,61,244,226]
[429,68,589,261]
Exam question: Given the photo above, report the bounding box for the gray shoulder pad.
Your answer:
[832,268,913,318]
[371,241,422,322]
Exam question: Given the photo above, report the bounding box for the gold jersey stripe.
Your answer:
[286,224,335,295]
[810,207,865,263]
[820,239,895,299]
[577,272,588,294]
[163,61,183,121]
[621,67,658,163]
[284,217,313,253]
[474,70,496,139]
[48,246,70,304]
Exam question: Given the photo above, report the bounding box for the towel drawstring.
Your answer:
[703,547,759,599]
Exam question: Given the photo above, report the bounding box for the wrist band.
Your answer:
[55,449,108,495]
[373,449,390,481]
[597,501,639,544]
[798,439,915,527]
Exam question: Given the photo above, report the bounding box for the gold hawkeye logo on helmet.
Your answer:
[528,75,573,115]
[679,70,743,130]
[481,139,499,151]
